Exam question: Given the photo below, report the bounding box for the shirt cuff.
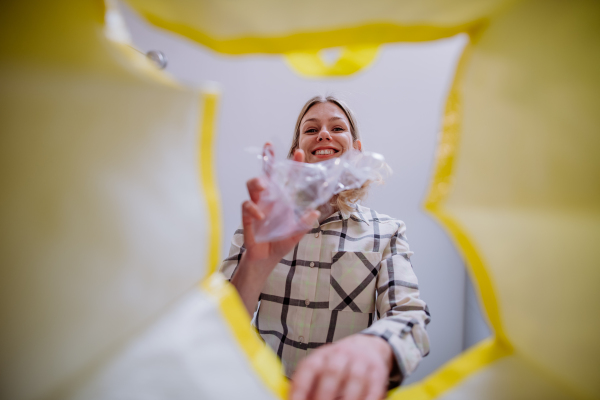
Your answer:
[360,322,428,388]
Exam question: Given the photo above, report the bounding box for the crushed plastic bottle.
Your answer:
[252,143,390,242]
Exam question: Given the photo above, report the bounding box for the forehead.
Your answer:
[301,102,348,124]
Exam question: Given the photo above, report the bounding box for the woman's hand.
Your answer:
[241,178,315,267]
[290,334,394,400]
[231,148,320,314]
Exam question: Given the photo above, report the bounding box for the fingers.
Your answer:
[246,177,266,203]
[242,200,265,221]
[293,149,305,163]
[241,200,264,247]
[339,363,370,400]
[311,353,350,400]
[290,351,352,400]
[289,335,391,400]
[290,355,322,400]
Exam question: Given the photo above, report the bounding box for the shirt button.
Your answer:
[309,262,315,268]
[299,336,304,342]
[315,231,320,238]
[305,299,310,306]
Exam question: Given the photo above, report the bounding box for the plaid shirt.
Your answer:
[220,204,430,383]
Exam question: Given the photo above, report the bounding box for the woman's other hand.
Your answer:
[232,149,319,314]
[290,334,394,400]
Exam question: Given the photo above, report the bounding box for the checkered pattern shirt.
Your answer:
[220,204,430,384]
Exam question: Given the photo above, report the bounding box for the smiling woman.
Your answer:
[220,95,431,400]
[289,96,373,215]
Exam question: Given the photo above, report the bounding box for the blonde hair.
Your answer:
[287,95,375,214]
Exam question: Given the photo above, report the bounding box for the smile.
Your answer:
[312,149,339,155]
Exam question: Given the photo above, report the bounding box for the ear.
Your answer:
[353,140,362,151]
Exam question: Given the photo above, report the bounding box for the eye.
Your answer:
[332,126,346,132]
[304,128,318,134]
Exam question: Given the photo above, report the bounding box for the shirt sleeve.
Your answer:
[219,225,246,281]
[360,220,431,387]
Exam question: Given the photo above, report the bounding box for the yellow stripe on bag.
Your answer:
[199,90,223,278]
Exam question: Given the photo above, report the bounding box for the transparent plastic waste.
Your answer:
[252,144,390,242]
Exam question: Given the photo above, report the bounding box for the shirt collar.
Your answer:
[339,204,370,226]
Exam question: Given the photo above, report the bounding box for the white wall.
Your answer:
[122,4,489,384]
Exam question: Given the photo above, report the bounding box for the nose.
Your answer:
[317,129,332,141]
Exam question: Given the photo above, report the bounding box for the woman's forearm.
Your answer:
[230,252,277,314]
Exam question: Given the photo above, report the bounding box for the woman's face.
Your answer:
[298,102,362,164]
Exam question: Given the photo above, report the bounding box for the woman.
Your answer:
[220,96,430,400]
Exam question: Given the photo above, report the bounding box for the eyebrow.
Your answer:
[302,117,345,124]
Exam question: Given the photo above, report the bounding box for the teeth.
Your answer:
[315,149,334,155]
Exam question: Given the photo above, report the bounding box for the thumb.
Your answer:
[293,149,305,163]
